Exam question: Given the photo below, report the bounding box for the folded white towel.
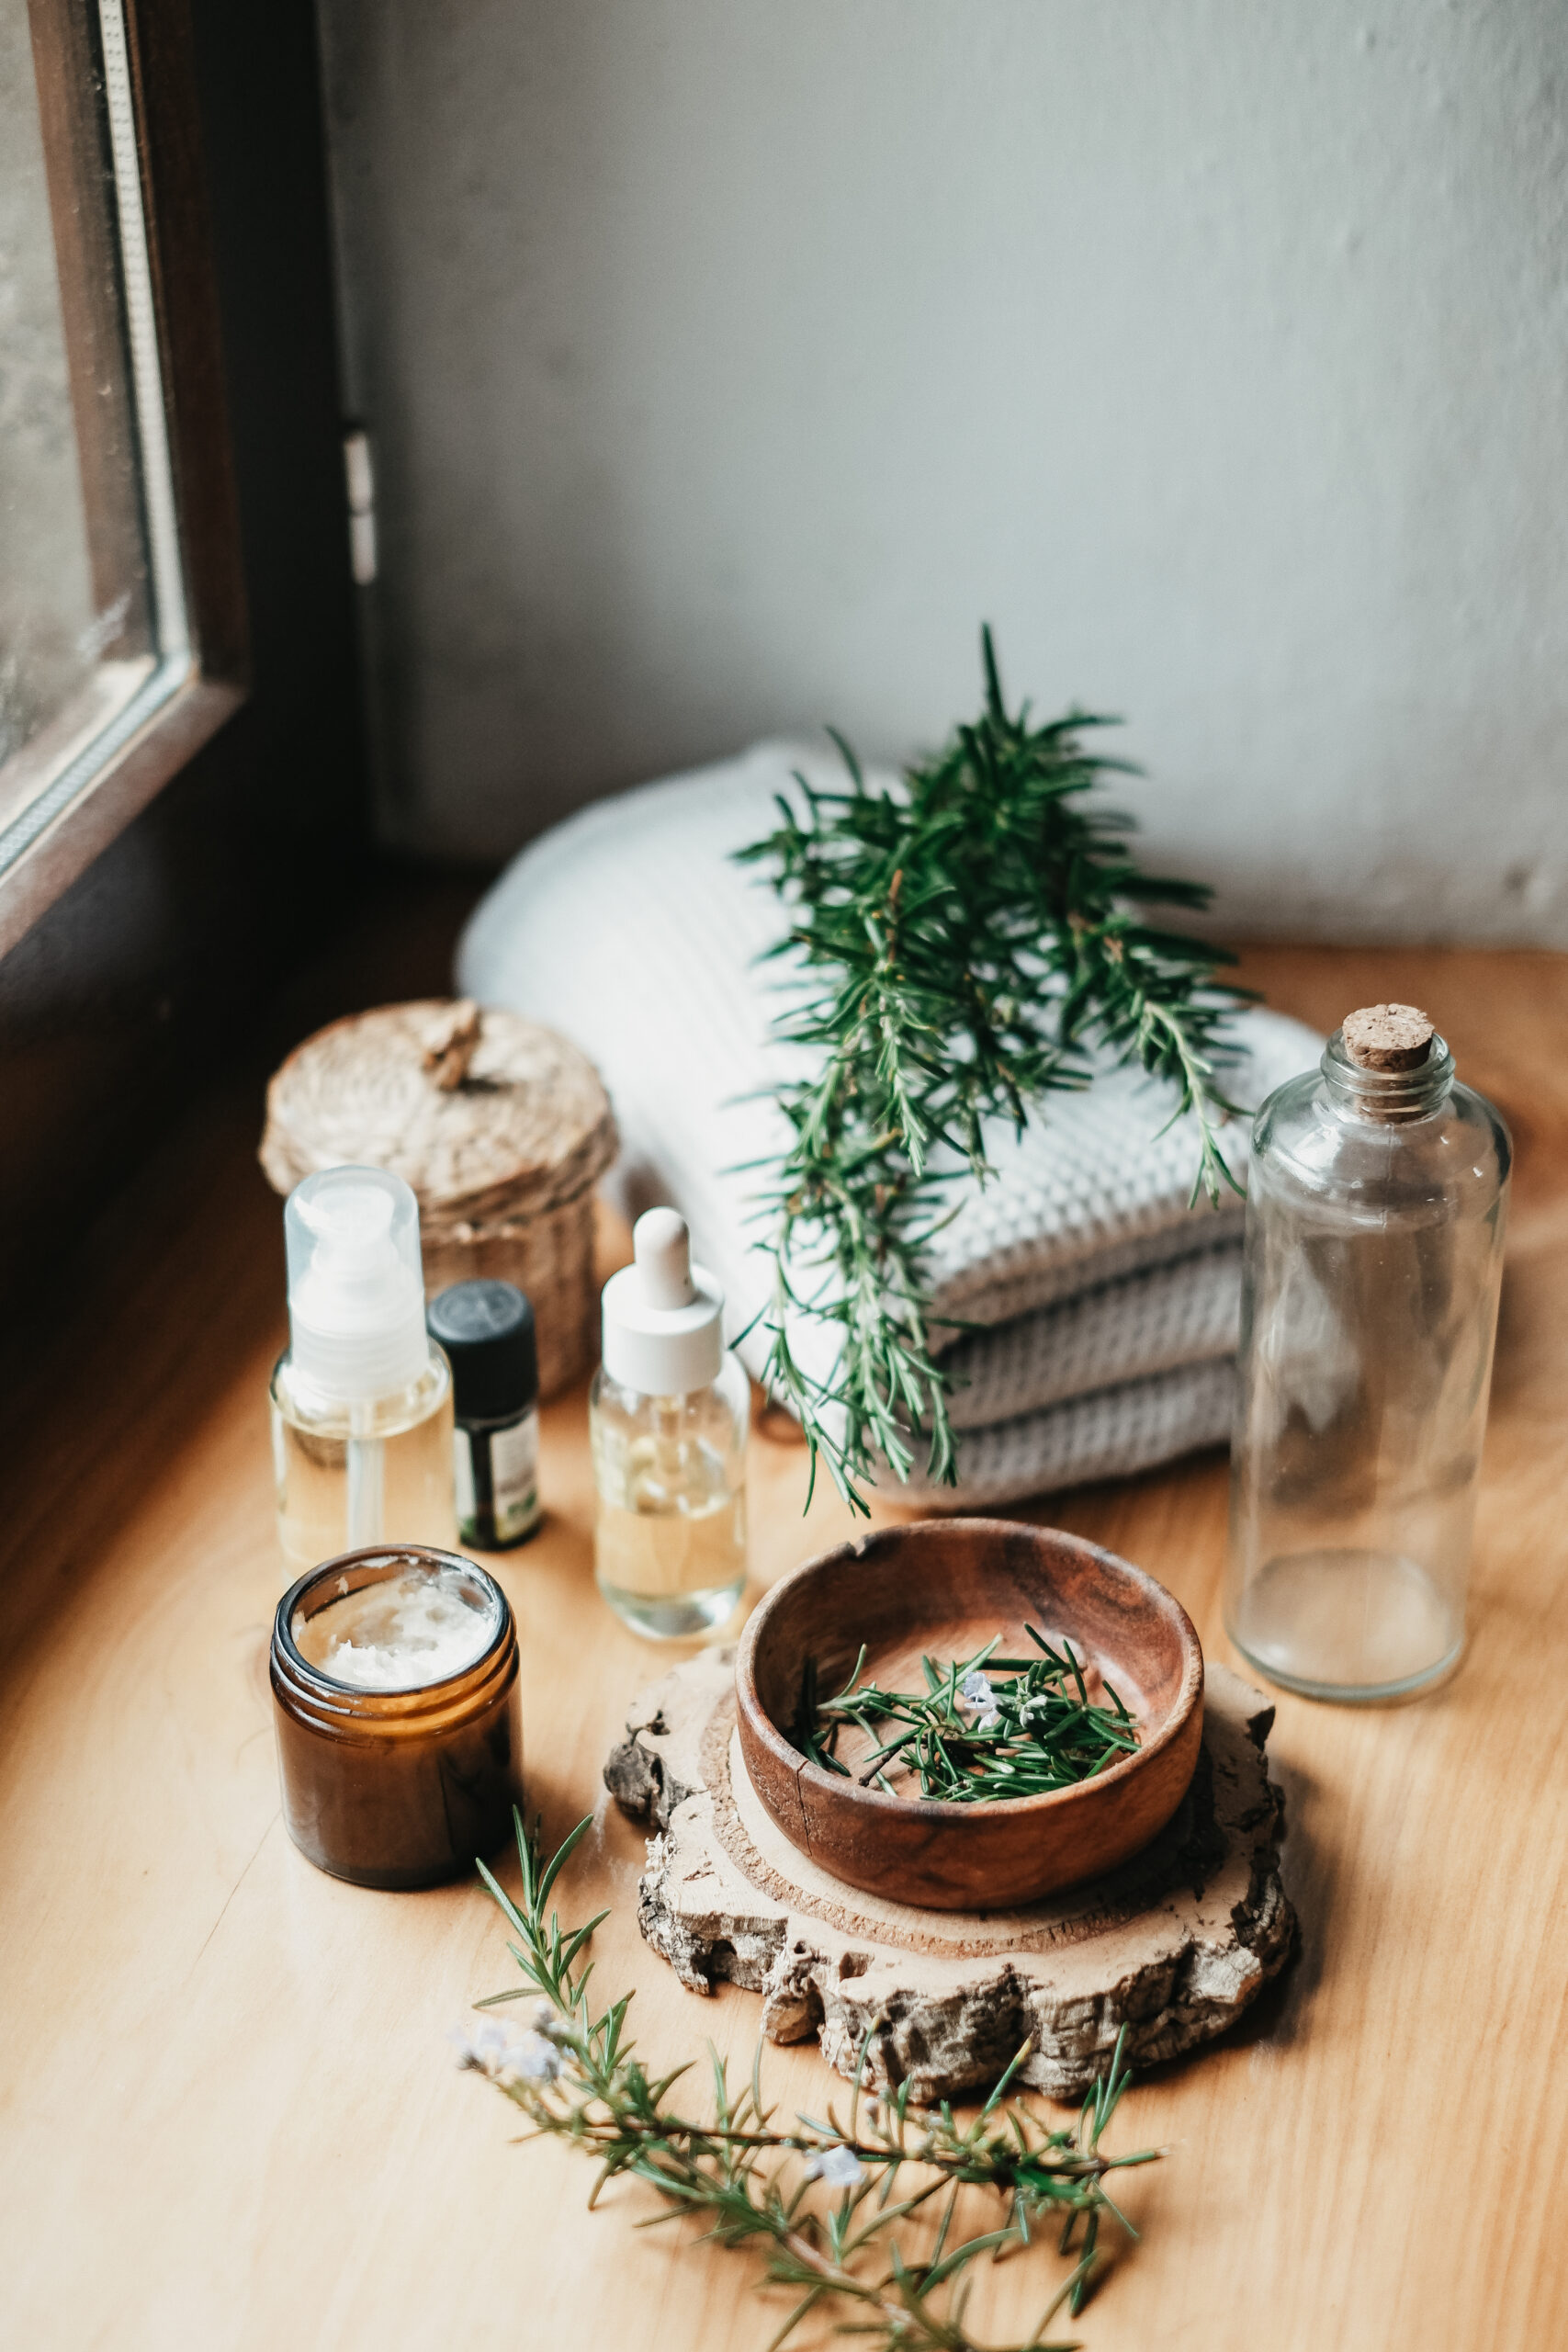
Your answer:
[901,1359,1239,1505]
[457,743,1321,1501]
[942,1242,1242,1430]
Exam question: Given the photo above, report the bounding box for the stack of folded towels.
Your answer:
[457,744,1321,1507]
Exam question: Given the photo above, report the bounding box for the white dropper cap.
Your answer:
[284,1165,431,1403]
[601,1208,724,1396]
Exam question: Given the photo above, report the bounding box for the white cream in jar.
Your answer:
[292,1563,500,1690]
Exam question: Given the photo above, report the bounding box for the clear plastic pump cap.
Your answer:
[285,1165,431,1403]
[601,1208,724,1395]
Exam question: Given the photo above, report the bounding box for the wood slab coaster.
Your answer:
[605,1648,1295,2102]
[736,1519,1205,1909]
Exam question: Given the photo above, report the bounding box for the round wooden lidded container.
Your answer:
[260,999,617,1398]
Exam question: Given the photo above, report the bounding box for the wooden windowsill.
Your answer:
[0,664,244,960]
[2,940,1565,2349]
[0,660,159,836]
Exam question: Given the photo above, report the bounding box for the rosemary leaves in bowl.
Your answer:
[791,1626,1140,1803]
[735,1518,1203,1910]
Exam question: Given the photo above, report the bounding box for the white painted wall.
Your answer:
[319,1,1568,943]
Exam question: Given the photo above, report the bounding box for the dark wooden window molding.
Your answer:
[0,0,369,1311]
[6,0,250,963]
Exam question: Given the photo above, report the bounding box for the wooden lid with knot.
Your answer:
[259,999,617,1225]
[1341,1002,1434,1072]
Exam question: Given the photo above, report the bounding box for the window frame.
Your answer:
[4,0,249,962]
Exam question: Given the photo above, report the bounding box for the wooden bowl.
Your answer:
[735,1519,1203,1911]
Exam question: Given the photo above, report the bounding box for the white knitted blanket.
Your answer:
[457,744,1321,1504]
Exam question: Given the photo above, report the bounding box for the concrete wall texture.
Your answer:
[319,1,1568,943]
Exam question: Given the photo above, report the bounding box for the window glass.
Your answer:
[0,0,187,872]
[0,3,98,761]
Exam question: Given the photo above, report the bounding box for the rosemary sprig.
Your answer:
[791,1628,1139,1803]
[737,627,1248,1512]
[460,1813,1158,2350]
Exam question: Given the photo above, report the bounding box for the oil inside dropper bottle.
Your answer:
[590,1207,748,1639]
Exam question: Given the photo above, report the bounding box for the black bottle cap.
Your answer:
[427,1280,538,1421]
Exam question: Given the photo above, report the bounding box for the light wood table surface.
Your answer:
[3,944,1565,2352]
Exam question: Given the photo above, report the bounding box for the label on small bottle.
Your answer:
[453,1413,542,1547]
[454,1428,479,1532]
[490,1410,541,1543]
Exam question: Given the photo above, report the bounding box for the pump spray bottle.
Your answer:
[271,1165,456,1577]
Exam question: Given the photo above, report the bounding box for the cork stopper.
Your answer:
[1341,1002,1434,1072]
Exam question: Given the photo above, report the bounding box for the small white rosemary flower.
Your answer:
[807,2143,865,2189]
[958,1669,1001,1732]
[448,2019,563,2083]
[506,2031,564,2083]
[449,2018,514,2073]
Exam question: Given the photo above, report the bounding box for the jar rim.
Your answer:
[273,1544,513,1714]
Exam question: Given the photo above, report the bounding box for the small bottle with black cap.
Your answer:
[427,1280,543,1550]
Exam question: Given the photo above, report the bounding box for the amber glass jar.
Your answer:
[271,1544,522,1889]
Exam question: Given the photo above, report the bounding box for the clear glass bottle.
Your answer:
[1225,1004,1509,1702]
[271,1166,456,1578]
[590,1207,748,1638]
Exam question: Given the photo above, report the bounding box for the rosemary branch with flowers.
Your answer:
[458,1814,1158,2351]
[736,628,1247,1511]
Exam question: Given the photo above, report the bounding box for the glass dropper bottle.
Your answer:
[589,1208,748,1639]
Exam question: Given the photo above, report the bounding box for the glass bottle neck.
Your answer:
[1319,1028,1455,1123]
